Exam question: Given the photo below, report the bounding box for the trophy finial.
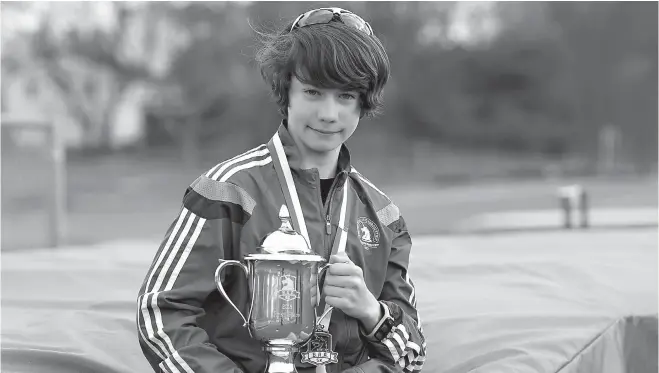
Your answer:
[279,205,290,220]
[257,204,311,254]
[278,205,295,233]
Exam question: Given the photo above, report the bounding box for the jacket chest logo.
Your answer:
[357,217,380,250]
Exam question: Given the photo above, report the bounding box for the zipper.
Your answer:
[322,172,343,261]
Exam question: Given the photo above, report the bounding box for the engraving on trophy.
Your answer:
[278,274,300,301]
[274,303,300,323]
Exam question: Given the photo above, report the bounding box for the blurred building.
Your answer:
[1,2,189,150]
[3,63,154,149]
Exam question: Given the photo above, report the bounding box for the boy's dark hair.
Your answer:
[255,16,390,118]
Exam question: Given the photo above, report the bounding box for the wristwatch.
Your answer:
[362,301,396,341]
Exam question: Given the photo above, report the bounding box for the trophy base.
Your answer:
[264,342,299,373]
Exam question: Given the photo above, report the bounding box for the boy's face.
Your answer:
[287,76,361,156]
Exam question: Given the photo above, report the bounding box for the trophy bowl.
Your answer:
[215,206,330,373]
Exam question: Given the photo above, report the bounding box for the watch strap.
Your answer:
[362,301,395,341]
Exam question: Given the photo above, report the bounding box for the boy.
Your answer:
[137,7,426,373]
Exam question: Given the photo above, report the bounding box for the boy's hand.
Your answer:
[323,252,383,331]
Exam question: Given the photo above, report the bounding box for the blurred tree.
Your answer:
[547,1,657,170]
[3,2,190,150]
[452,3,573,154]
[4,1,654,174]
[383,1,656,167]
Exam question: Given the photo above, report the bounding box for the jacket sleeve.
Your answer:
[351,214,427,373]
[136,176,254,373]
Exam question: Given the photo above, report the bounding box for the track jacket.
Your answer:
[137,123,427,373]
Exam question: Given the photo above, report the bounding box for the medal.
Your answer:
[301,326,338,366]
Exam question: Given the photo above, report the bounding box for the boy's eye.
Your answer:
[304,89,321,96]
[340,93,357,100]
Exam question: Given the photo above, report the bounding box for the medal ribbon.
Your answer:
[268,132,350,371]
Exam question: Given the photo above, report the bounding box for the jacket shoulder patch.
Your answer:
[376,202,400,227]
[190,175,256,215]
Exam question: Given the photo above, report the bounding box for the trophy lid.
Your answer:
[256,205,313,255]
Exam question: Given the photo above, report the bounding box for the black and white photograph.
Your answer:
[1,2,657,373]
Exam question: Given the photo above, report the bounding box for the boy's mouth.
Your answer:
[309,126,340,135]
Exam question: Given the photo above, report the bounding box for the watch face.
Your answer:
[376,317,396,341]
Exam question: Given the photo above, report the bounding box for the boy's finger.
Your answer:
[329,252,352,264]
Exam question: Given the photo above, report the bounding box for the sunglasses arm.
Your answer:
[290,13,306,32]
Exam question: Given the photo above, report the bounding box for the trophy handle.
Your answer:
[318,263,331,281]
[316,264,335,319]
[316,263,332,307]
[215,260,250,326]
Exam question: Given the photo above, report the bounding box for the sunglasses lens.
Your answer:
[294,8,372,36]
[338,13,371,35]
[298,9,334,28]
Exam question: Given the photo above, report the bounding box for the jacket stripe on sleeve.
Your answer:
[138,207,192,363]
[207,145,269,180]
[138,146,269,372]
[403,341,427,372]
[205,144,267,179]
[139,208,201,373]
[405,272,416,307]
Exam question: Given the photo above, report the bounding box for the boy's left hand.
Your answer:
[323,252,382,331]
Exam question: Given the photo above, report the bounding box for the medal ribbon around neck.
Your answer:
[267,132,351,357]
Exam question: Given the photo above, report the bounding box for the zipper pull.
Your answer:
[325,215,331,235]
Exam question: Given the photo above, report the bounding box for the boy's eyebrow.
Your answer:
[300,83,358,93]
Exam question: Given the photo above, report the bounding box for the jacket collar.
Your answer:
[276,120,352,177]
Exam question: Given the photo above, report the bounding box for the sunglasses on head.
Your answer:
[290,7,373,36]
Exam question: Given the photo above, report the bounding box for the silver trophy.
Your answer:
[215,206,331,373]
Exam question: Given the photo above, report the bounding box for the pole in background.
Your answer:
[558,184,589,229]
[50,122,67,247]
[597,124,620,176]
[1,117,67,248]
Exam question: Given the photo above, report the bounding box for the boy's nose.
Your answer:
[317,97,339,123]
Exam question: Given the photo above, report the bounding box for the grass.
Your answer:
[2,142,656,250]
